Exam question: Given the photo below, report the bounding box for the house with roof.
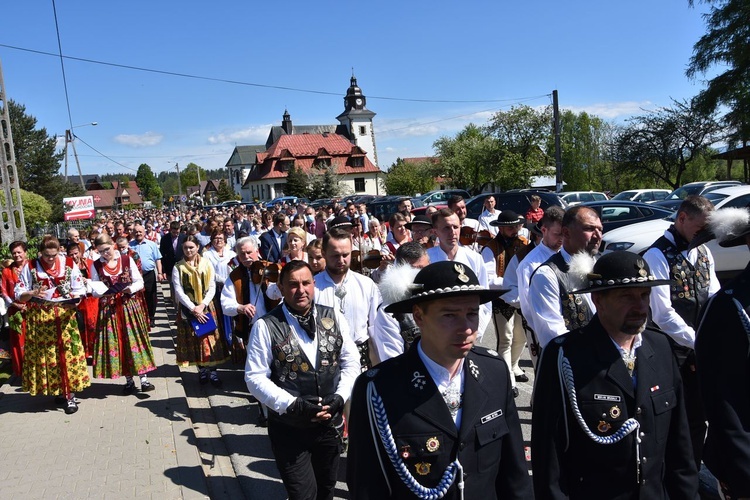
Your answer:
[226,76,383,201]
[186,179,221,204]
[86,180,144,210]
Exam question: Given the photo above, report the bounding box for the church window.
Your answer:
[359,126,367,136]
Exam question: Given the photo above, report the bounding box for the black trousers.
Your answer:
[680,350,706,469]
[268,419,341,500]
[142,270,157,322]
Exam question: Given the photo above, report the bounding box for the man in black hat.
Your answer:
[347,261,532,499]
[531,251,697,499]
[480,210,529,397]
[696,207,750,499]
[405,214,436,248]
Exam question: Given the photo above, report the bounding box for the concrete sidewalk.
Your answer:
[0,285,227,499]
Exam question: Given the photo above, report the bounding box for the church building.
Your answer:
[226,77,382,202]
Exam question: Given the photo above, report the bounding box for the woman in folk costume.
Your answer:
[89,234,156,394]
[202,228,237,345]
[1,240,28,377]
[66,241,98,359]
[172,235,230,386]
[14,235,90,415]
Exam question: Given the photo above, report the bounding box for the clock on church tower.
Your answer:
[336,76,378,168]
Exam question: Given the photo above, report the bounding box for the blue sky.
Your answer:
[0,1,713,178]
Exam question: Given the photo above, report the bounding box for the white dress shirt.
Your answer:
[478,209,499,236]
[220,268,267,324]
[203,247,237,285]
[314,270,381,345]
[372,305,407,362]
[517,242,558,333]
[244,303,359,414]
[527,247,596,348]
[417,341,465,428]
[643,231,720,349]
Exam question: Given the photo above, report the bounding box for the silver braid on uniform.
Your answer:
[733,297,750,336]
[557,347,642,475]
[366,381,464,500]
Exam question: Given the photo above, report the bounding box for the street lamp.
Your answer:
[64,121,98,190]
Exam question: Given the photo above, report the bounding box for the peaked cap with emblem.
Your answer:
[490,210,526,227]
[384,261,506,314]
[573,250,672,294]
[328,215,353,230]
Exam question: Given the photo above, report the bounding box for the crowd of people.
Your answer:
[0,192,749,499]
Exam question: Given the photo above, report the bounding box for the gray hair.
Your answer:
[234,235,259,252]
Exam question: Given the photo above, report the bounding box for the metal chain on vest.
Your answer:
[557,347,642,480]
[366,381,464,500]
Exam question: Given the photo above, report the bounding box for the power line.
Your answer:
[50,0,73,130]
[0,42,549,105]
[73,135,138,172]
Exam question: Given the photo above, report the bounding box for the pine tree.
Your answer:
[284,165,310,198]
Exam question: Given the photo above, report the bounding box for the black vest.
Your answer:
[540,252,593,331]
[264,303,343,427]
[652,236,711,328]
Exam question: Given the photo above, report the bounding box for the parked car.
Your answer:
[219,200,242,208]
[557,191,609,206]
[602,185,750,281]
[417,189,472,206]
[578,200,674,233]
[366,196,423,223]
[654,180,743,211]
[264,196,310,209]
[465,191,567,220]
[611,189,671,203]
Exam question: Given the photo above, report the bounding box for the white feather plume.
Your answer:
[378,263,421,306]
[567,251,596,290]
[708,207,750,243]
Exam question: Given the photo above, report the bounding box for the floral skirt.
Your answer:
[22,303,91,396]
[175,302,230,367]
[94,293,157,379]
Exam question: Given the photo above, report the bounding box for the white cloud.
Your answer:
[207,124,272,145]
[564,101,654,119]
[114,132,164,147]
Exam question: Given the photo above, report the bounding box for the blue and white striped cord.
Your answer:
[558,347,642,479]
[733,297,750,339]
[366,381,464,500]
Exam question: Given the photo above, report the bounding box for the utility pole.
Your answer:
[0,57,27,241]
[63,122,96,190]
[553,89,563,193]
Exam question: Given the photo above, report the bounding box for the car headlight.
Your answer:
[606,241,635,252]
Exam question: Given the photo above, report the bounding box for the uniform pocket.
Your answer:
[651,387,676,443]
[475,416,509,472]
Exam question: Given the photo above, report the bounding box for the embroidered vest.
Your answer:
[229,265,275,343]
[93,254,132,287]
[482,235,529,278]
[541,252,592,331]
[264,304,343,427]
[652,236,711,328]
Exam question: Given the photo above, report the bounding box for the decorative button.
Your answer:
[636,407,642,415]
[642,457,647,463]
[639,432,645,438]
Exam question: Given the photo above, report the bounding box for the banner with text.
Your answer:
[63,196,96,221]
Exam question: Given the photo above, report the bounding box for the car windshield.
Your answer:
[612,191,636,200]
[666,185,703,200]
[704,192,728,205]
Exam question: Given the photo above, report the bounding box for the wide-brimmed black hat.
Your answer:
[573,251,672,294]
[709,207,750,248]
[384,261,506,314]
[328,216,353,230]
[490,210,525,227]
[405,215,432,230]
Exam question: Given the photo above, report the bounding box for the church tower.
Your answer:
[336,76,378,168]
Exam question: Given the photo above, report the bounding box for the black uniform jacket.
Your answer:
[696,262,750,496]
[347,342,532,499]
[159,233,185,276]
[531,315,698,500]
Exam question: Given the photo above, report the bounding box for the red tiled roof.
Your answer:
[244,133,381,183]
[87,181,144,208]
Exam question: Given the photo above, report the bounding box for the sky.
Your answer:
[0,1,716,179]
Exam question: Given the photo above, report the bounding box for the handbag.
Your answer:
[188,311,217,337]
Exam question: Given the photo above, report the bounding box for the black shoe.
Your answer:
[64,399,79,414]
[55,395,81,405]
[209,373,223,387]
[140,381,155,392]
[199,371,210,385]
[512,387,520,398]
[123,381,137,395]
[257,412,268,427]
[515,373,529,383]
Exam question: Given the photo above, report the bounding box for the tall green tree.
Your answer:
[284,165,310,198]
[180,162,206,190]
[308,166,343,200]
[433,124,501,195]
[216,179,238,202]
[135,163,163,206]
[384,158,437,195]
[687,0,750,181]
[614,99,722,189]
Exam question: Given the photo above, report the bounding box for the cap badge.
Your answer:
[636,258,648,278]
[454,263,470,283]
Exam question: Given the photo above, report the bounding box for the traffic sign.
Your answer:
[181,195,187,202]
